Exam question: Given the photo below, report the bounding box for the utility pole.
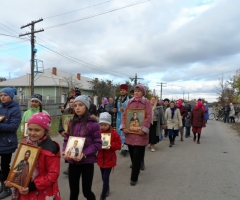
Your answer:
[156,82,167,100]
[188,93,189,102]
[19,19,44,96]
[130,73,144,85]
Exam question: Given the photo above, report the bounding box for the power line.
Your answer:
[37,34,131,77]
[45,0,151,29]
[36,42,129,77]
[0,33,29,40]
[44,0,115,19]
[0,40,27,46]
[0,45,29,52]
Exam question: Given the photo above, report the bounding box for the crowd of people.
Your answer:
[0,84,209,200]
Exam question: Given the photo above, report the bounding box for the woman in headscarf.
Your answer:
[97,97,109,115]
[120,84,152,186]
[190,100,206,144]
[165,101,182,147]
[229,103,235,123]
[149,96,166,151]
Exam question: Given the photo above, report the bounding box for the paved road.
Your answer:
[6,120,240,200]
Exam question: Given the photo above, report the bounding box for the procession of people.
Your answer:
[0,84,216,200]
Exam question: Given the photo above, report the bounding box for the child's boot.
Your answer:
[100,194,106,200]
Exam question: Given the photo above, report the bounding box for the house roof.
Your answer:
[0,68,93,90]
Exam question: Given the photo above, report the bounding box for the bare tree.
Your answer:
[215,75,233,104]
[0,77,6,82]
[62,75,83,94]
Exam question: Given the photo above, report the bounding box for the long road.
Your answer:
[6,120,240,200]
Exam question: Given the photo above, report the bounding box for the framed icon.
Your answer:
[23,122,28,138]
[64,136,85,159]
[7,143,41,189]
[101,133,111,149]
[0,115,5,122]
[126,108,146,134]
[62,114,74,132]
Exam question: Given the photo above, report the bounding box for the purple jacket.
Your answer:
[120,97,152,146]
[62,115,102,164]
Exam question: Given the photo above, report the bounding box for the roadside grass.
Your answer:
[230,122,240,136]
[17,117,60,140]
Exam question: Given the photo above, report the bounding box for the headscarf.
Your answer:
[195,100,203,110]
[134,84,146,96]
[170,101,177,119]
[177,99,182,107]
[101,97,109,108]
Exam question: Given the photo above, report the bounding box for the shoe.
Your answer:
[100,194,106,200]
[169,144,172,147]
[193,137,196,142]
[151,148,155,152]
[106,187,110,197]
[172,142,175,145]
[181,138,183,141]
[130,181,137,186]
[197,141,200,144]
[121,150,127,156]
[130,164,132,168]
[141,162,145,170]
[0,186,12,199]
[63,169,68,175]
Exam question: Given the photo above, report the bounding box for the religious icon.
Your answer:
[101,133,111,149]
[7,143,41,189]
[65,136,85,159]
[126,109,146,134]
[62,114,74,132]
[23,122,28,138]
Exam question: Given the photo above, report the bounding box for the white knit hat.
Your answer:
[99,112,111,125]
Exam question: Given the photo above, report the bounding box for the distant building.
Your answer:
[0,67,93,104]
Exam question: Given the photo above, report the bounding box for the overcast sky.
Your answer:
[1,0,240,102]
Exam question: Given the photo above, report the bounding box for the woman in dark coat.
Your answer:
[190,100,206,144]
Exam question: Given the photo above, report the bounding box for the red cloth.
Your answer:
[97,128,121,168]
[192,126,202,134]
[190,107,206,128]
[21,141,61,200]
[120,84,128,91]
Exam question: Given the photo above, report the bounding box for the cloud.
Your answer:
[0,0,240,102]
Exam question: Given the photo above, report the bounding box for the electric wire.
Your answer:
[44,0,115,19]
[36,42,129,77]
[36,33,131,77]
[0,45,29,52]
[44,0,151,29]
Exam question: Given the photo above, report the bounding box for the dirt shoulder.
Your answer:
[230,122,240,135]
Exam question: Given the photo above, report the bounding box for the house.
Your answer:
[0,67,94,104]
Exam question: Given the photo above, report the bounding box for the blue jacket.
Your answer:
[185,117,191,127]
[0,101,21,154]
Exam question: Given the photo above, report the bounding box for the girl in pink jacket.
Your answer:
[120,84,152,186]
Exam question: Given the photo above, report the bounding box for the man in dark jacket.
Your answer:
[0,87,21,199]
[222,103,230,123]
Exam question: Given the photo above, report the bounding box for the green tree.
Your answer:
[91,79,116,104]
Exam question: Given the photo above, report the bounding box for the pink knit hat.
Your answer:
[28,112,52,131]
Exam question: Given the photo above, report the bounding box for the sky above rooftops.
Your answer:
[1,0,240,102]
